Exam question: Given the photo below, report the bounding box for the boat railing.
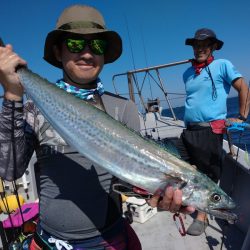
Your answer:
[112,59,191,120]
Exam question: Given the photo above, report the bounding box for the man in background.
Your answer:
[176,28,250,236]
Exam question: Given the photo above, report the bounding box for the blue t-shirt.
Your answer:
[183,59,242,123]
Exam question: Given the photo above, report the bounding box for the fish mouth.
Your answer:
[206,208,238,223]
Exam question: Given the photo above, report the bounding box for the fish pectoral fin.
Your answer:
[164,174,188,189]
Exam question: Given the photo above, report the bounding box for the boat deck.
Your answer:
[139,112,185,140]
[136,111,249,249]
[131,208,244,250]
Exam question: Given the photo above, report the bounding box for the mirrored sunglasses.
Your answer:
[66,38,107,55]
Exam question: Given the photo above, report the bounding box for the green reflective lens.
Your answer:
[66,38,107,55]
[66,39,86,53]
[90,39,107,55]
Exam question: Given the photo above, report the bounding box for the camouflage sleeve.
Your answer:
[0,99,37,181]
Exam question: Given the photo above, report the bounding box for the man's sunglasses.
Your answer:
[65,38,107,55]
[192,42,214,49]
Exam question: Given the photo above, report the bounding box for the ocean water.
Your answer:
[162,96,250,152]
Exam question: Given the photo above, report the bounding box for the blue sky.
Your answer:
[1,0,250,107]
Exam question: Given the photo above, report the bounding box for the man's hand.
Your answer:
[226,117,244,125]
[0,44,26,100]
[148,186,195,214]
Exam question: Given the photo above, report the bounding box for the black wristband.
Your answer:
[238,114,247,121]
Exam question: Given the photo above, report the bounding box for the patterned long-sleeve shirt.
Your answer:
[0,91,140,240]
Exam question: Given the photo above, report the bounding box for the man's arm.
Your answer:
[0,44,34,181]
[0,44,26,101]
[0,99,36,181]
[232,77,250,120]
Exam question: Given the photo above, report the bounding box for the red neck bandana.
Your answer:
[192,56,214,75]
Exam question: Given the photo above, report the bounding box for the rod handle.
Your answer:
[0,178,4,193]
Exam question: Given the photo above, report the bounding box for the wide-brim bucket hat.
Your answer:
[185,28,224,50]
[44,5,122,68]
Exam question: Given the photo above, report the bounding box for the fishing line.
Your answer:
[124,14,149,137]
[124,14,137,74]
[140,24,153,100]
[139,24,161,140]
[124,12,141,100]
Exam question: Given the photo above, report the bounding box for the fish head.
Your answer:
[204,187,237,222]
[183,174,237,222]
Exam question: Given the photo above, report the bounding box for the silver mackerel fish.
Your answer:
[18,68,237,222]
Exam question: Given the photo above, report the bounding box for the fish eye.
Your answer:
[211,193,221,202]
